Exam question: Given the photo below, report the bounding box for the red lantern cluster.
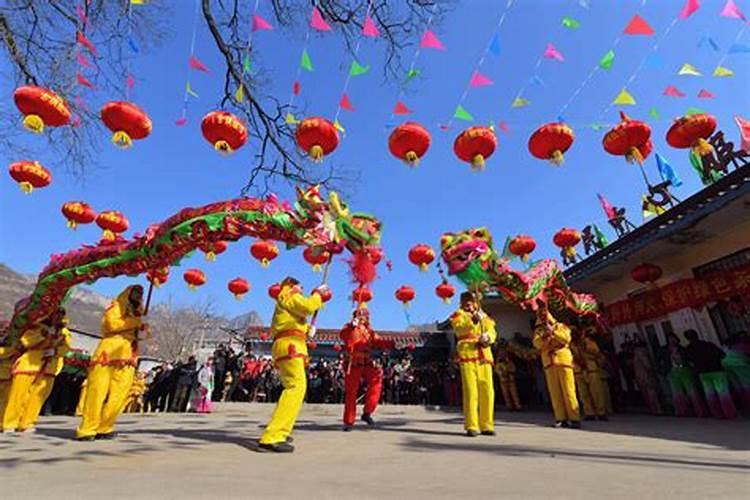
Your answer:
[96,210,129,241]
[509,235,536,262]
[602,111,652,165]
[61,201,97,229]
[303,246,330,272]
[395,285,416,307]
[14,85,71,134]
[408,244,435,272]
[199,241,228,261]
[268,283,282,300]
[553,228,581,258]
[528,123,575,166]
[100,101,152,149]
[388,122,431,167]
[201,111,248,155]
[435,281,456,304]
[183,269,207,290]
[228,277,251,300]
[454,126,497,171]
[352,287,373,304]
[250,240,279,268]
[631,263,663,285]
[296,117,339,162]
[9,161,52,194]
[147,267,170,288]
[666,113,717,157]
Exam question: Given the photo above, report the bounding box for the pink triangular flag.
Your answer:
[469,70,494,88]
[720,0,746,20]
[420,30,446,50]
[293,81,300,96]
[175,117,188,126]
[663,85,685,97]
[340,93,355,112]
[75,5,88,28]
[697,89,714,98]
[543,43,564,62]
[438,124,450,131]
[77,53,92,68]
[76,31,96,54]
[71,115,81,128]
[252,14,273,32]
[498,121,509,133]
[363,15,379,37]
[679,0,700,19]
[393,101,412,115]
[126,74,135,89]
[310,7,332,31]
[624,14,655,35]
[76,72,95,89]
[189,55,209,72]
[734,115,750,152]
[74,96,88,112]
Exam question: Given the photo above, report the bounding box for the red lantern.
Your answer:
[61,201,96,229]
[100,101,152,148]
[630,263,663,285]
[317,287,333,303]
[201,111,248,155]
[147,267,170,288]
[666,113,717,157]
[395,285,416,307]
[453,126,497,171]
[408,244,435,272]
[96,210,129,240]
[602,111,652,165]
[199,241,228,261]
[308,341,318,350]
[295,117,339,162]
[352,287,373,303]
[183,268,207,290]
[268,283,282,299]
[9,161,51,194]
[509,235,536,262]
[250,240,279,268]
[303,246,330,272]
[228,277,251,300]
[333,344,343,352]
[260,332,270,341]
[367,246,384,266]
[13,85,71,134]
[528,122,575,166]
[435,281,456,304]
[406,342,416,352]
[388,122,431,167]
[553,228,581,260]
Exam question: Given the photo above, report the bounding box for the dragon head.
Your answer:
[328,191,381,253]
[440,227,496,287]
[295,185,326,218]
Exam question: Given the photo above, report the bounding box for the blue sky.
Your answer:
[1,0,748,331]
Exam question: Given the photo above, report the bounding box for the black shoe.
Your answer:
[361,414,375,426]
[286,436,294,443]
[481,430,496,436]
[466,430,479,437]
[561,421,571,428]
[257,442,295,453]
[343,425,353,432]
[95,432,119,440]
[75,435,96,442]
[597,415,609,422]
[570,420,582,429]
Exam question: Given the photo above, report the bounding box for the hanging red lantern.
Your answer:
[260,332,270,341]
[268,283,282,300]
[453,126,497,171]
[602,111,652,165]
[509,235,537,262]
[100,101,152,148]
[147,267,170,288]
[408,244,435,272]
[630,263,663,285]
[250,240,279,268]
[333,344,343,352]
[96,210,129,240]
[201,111,248,155]
[528,122,575,166]
[13,85,71,134]
[435,281,456,304]
[553,228,581,260]
[199,241,228,261]
[228,277,251,300]
[395,285,416,308]
[8,161,51,194]
[303,246,330,272]
[388,122,431,167]
[367,246,384,266]
[406,342,416,352]
[308,341,318,350]
[317,286,333,303]
[295,117,339,162]
[666,113,718,157]
[183,268,207,290]
[61,201,96,229]
[352,287,373,303]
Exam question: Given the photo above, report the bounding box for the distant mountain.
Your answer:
[225,311,264,331]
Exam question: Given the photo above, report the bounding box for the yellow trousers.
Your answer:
[3,374,54,431]
[459,361,495,432]
[586,371,608,416]
[0,380,10,425]
[76,364,135,438]
[544,365,580,422]
[500,380,521,410]
[259,356,307,444]
[75,381,88,416]
[575,373,595,417]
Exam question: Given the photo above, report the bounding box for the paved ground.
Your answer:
[0,404,748,500]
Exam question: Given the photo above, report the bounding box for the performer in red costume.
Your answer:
[339,305,394,431]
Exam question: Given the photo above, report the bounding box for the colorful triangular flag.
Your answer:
[404,68,420,83]
[76,72,95,89]
[340,93,355,112]
[453,105,474,122]
[186,81,199,98]
[189,55,209,72]
[697,89,714,98]
[562,16,581,29]
[393,101,412,115]
[285,113,298,125]
[128,37,139,54]
[420,30,446,50]
[590,123,608,131]
[243,55,252,73]
[642,195,666,219]
[597,193,616,220]
[363,15,379,37]
[734,115,750,153]
[469,71,493,88]
[252,14,273,32]
[489,33,501,56]
[593,225,609,248]
[511,97,530,108]
[720,0,746,20]
[497,121,509,133]
[310,7,332,31]
[77,53,92,69]
[300,49,313,71]
[126,74,135,89]
[235,84,244,102]
[664,86,686,97]
[76,32,96,54]
[678,63,701,76]
[697,35,720,51]
[175,117,188,126]
[349,60,370,76]
[656,153,683,187]
[679,0,700,19]
[729,43,750,54]
[293,81,300,96]
[623,14,654,35]
[543,43,564,61]
[599,50,615,70]
[713,65,734,77]
[333,119,345,134]
[613,88,636,105]
[649,107,660,120]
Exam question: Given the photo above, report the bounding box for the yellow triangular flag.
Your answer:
[285,113,298,125]
[333,119,345,134]
[713,65,734,77]
[678,63,702,76]
[511,97,530,108]
[642,195,666,219]
[613,88,636,105]
[186,81,199,98]
[131,0,145,4]
[235,85,244,102]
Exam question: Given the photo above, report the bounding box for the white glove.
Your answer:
[308,326,317,339]
[314,284,330,295]
[479,333,490,345]
[43,349,55,358]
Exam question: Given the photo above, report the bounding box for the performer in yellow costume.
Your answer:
[494,343,521,411]
[3,308,70,433]
[0,341,17,427]
[571,334,596,420]
[532,306,581,428]
[580,333,609,420]
[76,285,147,441]
[450,292,497,436]
[258,277,327,453]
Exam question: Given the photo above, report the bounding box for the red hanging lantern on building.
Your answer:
[183,269,207,290]
[395,285,416,308]
[295,117,339,162]
[260,332,270,342]
[13,85,71,134]
[61,201,96,229]
[308,341,318,350]
[228,277,251,300]
[333,344,343,353]
[630,263,663,285]
[199,241,228,261]
[388,122,431,167]
[406,342,416,352]
[303,246,330,272]
[528,122,575,166]
[666,113,718,157]
[147,267,170,288]
[408,244,435,272]
[435,281,456,304]
[250,240,279,268]
[201,111,248,155]
[453,126,497,171]
[95,210,129,240]
[509,235,537,262]
[100,101,152,148]
[553,228,581,259]
[9,161,51,194]
[352,287,373,304]
[602,111,652,165]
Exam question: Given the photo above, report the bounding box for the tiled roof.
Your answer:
[244,325,428,347]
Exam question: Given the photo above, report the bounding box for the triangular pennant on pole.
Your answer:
[623,14,654,35]
[678,63,701,76]
[469,71,493,88]
[243,55,252,73]
[453,105,474,121]
[340,93,355,112]
[656,153,683,187]
[189,55,209,72]
[235,85,244,102]
[76,72,95,89]
[697,89,714,98]
[511,96,530,108]
[543,43,564,61]
[300,49,313,71]
[734,115,750,153]
[649,107,660,120]
[186,81,199,98]
[599,50,615,70]
[720,0,746,20]
[404,68,421,83]
[420,30,446,50]
[77,53,92,69]
[664,85,686,97]
[679,0,700,19]
[362,15,380,37]
[713,65,734,77]
[126,74,135,89]
[175,117,188,126]
[285,113,299,125]
[310,7,332,31]
[252,14,273,32]
[612,88,636,105]
[349,60,370,76]
[293,81,301,96]
[393,101,412,115]
[76,32,97,54]
[561,16,581,29]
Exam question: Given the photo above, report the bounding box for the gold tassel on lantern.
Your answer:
[404,151,420,167]
[550,150,565,166]
[471,154,486,171]
[309,145,324,162]
[214,140,233,155]
[112,131,133,149]
[22,114,45,134]
[692,138,714,157]
[626,146,644,165]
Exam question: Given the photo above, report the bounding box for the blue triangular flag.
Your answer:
[644,53,664,70]
[729,43,750,54]
[529,75,545,86]
[697,35,720,52]
[128,37,139,53]
[489,33,501,56]
[557,115,567,124]
[656,153,683,188]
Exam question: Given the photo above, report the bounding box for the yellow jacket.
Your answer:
[0,345,16,381]
[494,357,516,382]
[451,308,497,365]
[532,314,573,369]
[270,284,322,336]
[582,337,603,372]
[11,325,71,376]
[93,286,143,364]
